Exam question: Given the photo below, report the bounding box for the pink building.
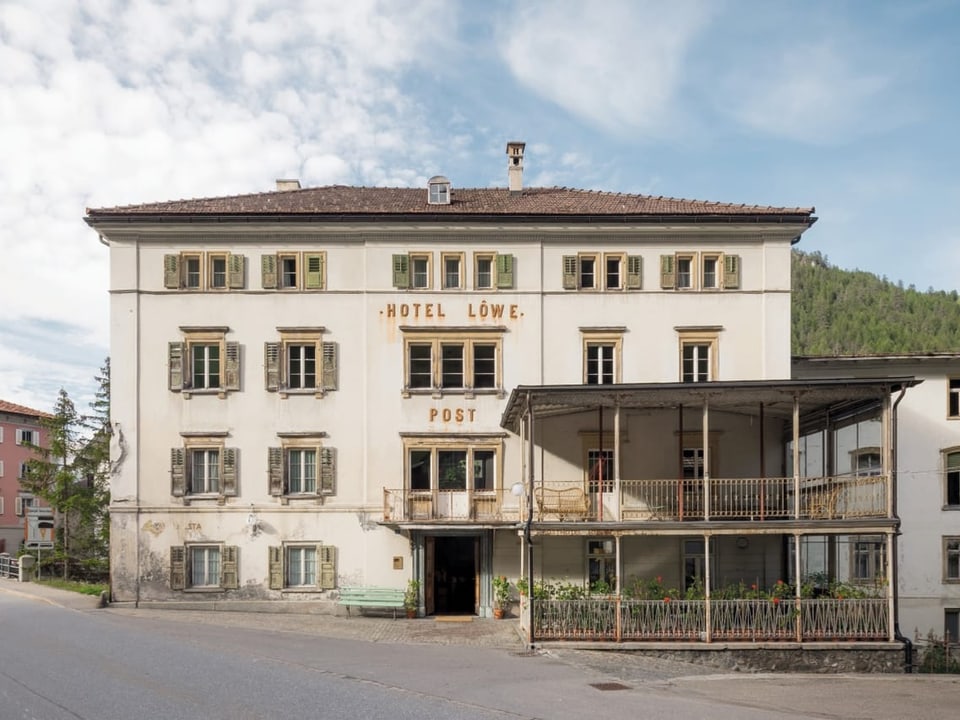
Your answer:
[0,400,51,553]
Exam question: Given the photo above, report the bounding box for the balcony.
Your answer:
[381,474,889,524]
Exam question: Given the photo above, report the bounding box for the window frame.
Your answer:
[604,253,625,290]
[441,252,465,290]
[264,329,337,397]
[170,543,239,591]
[171,436,237,499]
[701,253,721,290]
[675,254,695,290]
[268,438,336,499]
[15,428,38,446]
[949,378,960,419]
[404,439,502,494]
[944,448,960,508]
[402,330,504,398]
[208,253,228,290]
[944,537,960,583]
[165,252,244,290]
[587,538,617,590]
[849,535,885,584]
[581,330,622,385]
[182,253,203,289]
[474,253,495,290]
[410,253,432,289]
[677,329,719,383]
[169,328,239,397]
[269,543,337,590]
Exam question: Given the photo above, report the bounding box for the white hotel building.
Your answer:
[89,144,919,654]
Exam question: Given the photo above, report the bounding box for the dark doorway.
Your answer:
[432,536,477,615]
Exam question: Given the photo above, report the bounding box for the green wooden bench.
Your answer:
[338,586,406,618]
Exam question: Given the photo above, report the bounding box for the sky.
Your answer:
[1,0,958,414]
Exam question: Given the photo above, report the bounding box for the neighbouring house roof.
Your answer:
[795,353,960,363]
[0,399,53,419]
[499,377,920,432]
[85,186,816,225]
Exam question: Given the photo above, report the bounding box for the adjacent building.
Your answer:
[0,400,51,553]
[89,144,916,655]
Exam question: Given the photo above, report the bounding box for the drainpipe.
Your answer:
[889,385,912,672]
[525,393,536,650]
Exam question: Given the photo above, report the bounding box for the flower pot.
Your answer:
[493,607,505,619]
[406,608,416,618]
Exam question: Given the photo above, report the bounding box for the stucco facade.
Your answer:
[0,401,50,553]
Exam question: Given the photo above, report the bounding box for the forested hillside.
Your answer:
[791,250,960,356]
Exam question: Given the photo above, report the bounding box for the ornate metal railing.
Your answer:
[533,597,888,642]
[382,474,889,523]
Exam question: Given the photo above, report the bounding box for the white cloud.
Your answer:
[497,0,713,137]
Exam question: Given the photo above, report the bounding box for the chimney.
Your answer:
[506,141,525,194]
[275,179,301,191]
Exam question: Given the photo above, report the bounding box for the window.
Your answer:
[169,329,240,396]
[850,536,884,582]
[853,448,882,477]
[676,255,694,289]
[170,440,237,498]
[702,254,719,289]
[265,331,338,395]
[427,176,450,205]
[678,329,719,382]
[587,539,616,590]
[604,255,622,290]
[475,254,494,289]
[585,344,615,385]
[945,450,960,507]
[170,544,238,590]
[16,428,37,445]
[950,379,960,419]
[392,253,433,289]
[946,609,959,643]
[442,253,464,289]
[261,252,326,290]
[406,442,500,492]
[403,331,503,395]
[473,253,514,290]
[587,449,614,493]
[19,462,28,479]
[683,538,715,592]
[683,448,705,479]
[269,544,337,590]
[945,537,960,582]
[164,252,245,290]
[15,495,34,516]
[268,442,336,497]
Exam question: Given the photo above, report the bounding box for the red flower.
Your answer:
[772,597,780,605]
[663,596,671,603]
[751,583,758,591]
[655,576,662,584]
[776,580,784,586]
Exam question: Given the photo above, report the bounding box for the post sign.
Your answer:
[25,507,54,549]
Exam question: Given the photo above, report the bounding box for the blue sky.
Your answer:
[1,0,958,413]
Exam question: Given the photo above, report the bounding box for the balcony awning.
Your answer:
[499,377,920,432]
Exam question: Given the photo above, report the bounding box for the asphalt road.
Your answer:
[1,587,958,719]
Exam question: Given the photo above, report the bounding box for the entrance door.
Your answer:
[429,536,477,615]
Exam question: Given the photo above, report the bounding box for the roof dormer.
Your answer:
[427,175,451,205]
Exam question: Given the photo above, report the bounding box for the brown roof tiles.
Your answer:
[0,399,53,419]
[86,186,814,220]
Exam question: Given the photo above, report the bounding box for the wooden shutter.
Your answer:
[228,253,245,289]
[496,254,514,289]
[170,546,186,590]
[221,448,238,496]
[268,546,284,590]
[392,254,410,288]
[321,342,338,391]
[268,447,284,496]
[723,254,741,289]
[261,254,278,289]
[318,545,336,589]
[171,448,186,497]
[168,342,185,391]
[264,342,281,391]
[224,341,240,391]
[15,496,24,516]
[320,447,336,495]
[660,255,676,289]
[164,254,181,289]
[221,546,239,589]
[304,253,325,289]
[626,255,643,289]
[562,256,577,290]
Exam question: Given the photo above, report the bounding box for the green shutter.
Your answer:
[320,447,336,495]
[562,256,577,290]
[723,254,741,289]
[626,255,643,289]
[321,342,338,391]
[170,546,185,590]
[392,254,410,288]
[660,255,675,289]
[304,253,325,289]
[221,546,239,589]
[171,448,185,497]
[224,341,240,391]
[269,546,284,590]
[228,253,245,289]
[164,254,181,289]
[261,254,278,289]
[168,342,185,391]
[268,447,284,496]
[264,342,280,391]
[318,545,336,589]
[221,448,237,496]
[496,254,514,289]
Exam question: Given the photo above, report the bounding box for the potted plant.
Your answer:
[492,575,511,618]
[404,579,420,618]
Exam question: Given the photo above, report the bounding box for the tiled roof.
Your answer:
[0,399,52,419]
[86,186,814,220]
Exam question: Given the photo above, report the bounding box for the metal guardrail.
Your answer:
[0,553,21,579]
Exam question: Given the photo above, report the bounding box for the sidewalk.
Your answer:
[0,578,526,648]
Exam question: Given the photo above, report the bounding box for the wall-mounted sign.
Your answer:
[25,507,55,549]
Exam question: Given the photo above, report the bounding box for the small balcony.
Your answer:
[381,474,889,524]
